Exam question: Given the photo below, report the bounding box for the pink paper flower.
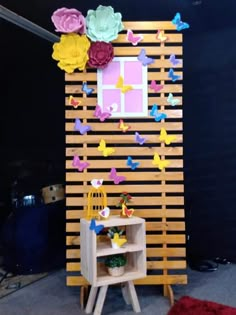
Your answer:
[51,7,86,34]
[88,41,114,69]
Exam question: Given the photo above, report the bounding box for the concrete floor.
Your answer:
[0,264,236,315]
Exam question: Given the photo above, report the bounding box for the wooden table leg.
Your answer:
[126,281,141,313]
[121,282,131,305]
[93,285,108,315]
[85,286,98,314]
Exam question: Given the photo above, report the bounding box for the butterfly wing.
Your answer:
[119,119,130,133]
[158,160,170,170]
[98,139,106,152]
[172,12,181,26]
[152,153,161,166]
[103,147,115,157]
[150,104,158,116]
[126,156,139,170]
[168,69,181,82]
[74,118,91,135]
[109,168,126,184]
[125,207,134,218]
[177,21,190,31]
[99,112,111,122]
[127,29,143,46]
[150,81,164,93]
[89,219,104,234]
[157,30,168,42]
[137,49,154,66]
[116,76,123,89]
[72,155,80,168]
[135,132,146,145]
[94,105,111,121]
[82,82,94,96]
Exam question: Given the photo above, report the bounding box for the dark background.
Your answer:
[1,0,236,261]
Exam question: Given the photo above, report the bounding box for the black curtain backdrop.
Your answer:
[1,0,236,260]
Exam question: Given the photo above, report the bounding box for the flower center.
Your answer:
[97,51,106,59]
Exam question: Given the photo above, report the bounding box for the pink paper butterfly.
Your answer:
[72,155,89,172]
[94,105,111,122]
[149,80,164,93]
[109,168,126,185]
[126,29,143,46]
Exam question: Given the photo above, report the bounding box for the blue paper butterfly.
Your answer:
[82,82,94,96]
[89,219,104,235]
[172,13,190,31]
[126,156,140,170]
[168,68,181,82]
[150,104,167,122]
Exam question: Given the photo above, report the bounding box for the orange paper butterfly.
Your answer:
[118,119,131,133]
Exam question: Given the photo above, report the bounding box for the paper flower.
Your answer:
[88,41,114,69]
[52,33,90,73]
[86,5,124,42]
[51,7,86,34]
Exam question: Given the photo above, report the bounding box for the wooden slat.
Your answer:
[66,274,187,286]
[65,71,182,82]
[65,97,183,107]
[66,209,185,220]
[65,84,183,94]
[66,184,184,194]
[123,21,177,31]
[65,221,185,236]
[113,33,182,43]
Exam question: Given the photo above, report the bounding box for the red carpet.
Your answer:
[168,296,236,315]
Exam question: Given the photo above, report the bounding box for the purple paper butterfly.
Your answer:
[72,155,89,172]
[94,105,111,122]
[169,54,181,66]
[135,132,147,145]
[109,168,126,185]
[137,49,154,66]
[74,118,92,135]
[150,104,167,122]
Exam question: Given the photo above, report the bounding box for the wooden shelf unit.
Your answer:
[80,216,146,287]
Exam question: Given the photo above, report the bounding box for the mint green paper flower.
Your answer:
[86,5,124,43]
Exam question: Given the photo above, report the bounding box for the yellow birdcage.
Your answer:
[86,186,107,220]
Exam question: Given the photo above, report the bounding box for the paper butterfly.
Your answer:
[74,118,92,135]
[159,128,176,145]
[99,207,110,219]
[122,203,134,218]
[169,54,181,66]
[90,179,103,189]
[172,12,190,31]
[89,219,104,235]
[167,93,180,106]
[149,80,164,93]
[81,82,94,96]
[135,132,147,145]
[69,95,82,108]
[116,76,133,93]
[156,30,168,42]
[94,104,112,122]
[119,119,131,133]
[137,48,154,66]
[150,104,167,122]
[109,168,126,185]
[72,155,90,172]
[168,68,181,82]
[126,156,140,170]
[113,233,127,247]
[152,153,170,170]
[126,29,143,46]
[98,139,115,157]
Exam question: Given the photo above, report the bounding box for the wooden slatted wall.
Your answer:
[65,21,187,287]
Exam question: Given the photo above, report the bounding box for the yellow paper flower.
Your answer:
[52,33,90,73]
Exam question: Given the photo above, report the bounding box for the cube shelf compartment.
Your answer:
[80,215,146,287]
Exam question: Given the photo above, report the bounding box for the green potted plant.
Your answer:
[105,254,127,276]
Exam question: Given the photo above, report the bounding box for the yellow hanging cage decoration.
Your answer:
[86,186,107,220]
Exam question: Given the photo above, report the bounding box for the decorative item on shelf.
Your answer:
[51,5,124,73]
[116,192,132,208]
[121,203,135,218]
[107,226,126,248]
[105,254,127,277]
[86,184,107,220]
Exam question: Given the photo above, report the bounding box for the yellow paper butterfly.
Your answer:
[152,153,170,170]
[159,128,176,145]
[113,233,127,248]
[98,139,115,157]
[119,119,131,133]
[156,30,168,42]
[116,76,133,93]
